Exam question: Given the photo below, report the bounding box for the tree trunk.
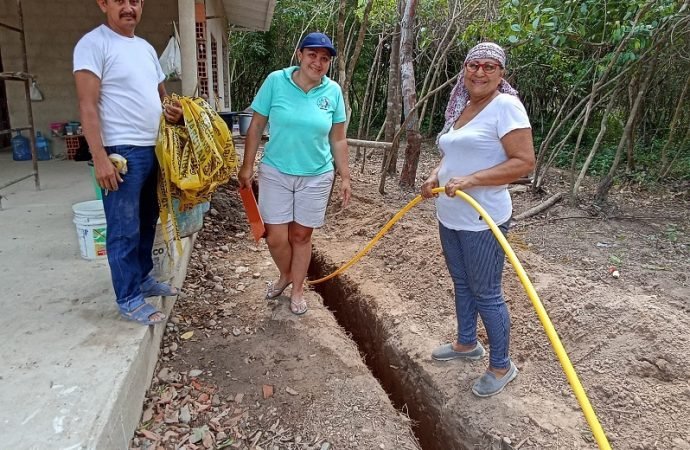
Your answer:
[533,63,634,189]
[365,57,382,137]
[546,107,588,170]
[427,90,439,136]
[660,123,690,179]
[417,2,465,133]
[533,75,587,188]
[342,0,375,127]
[567,72,600,189]
[336,0,346,88]
[355,32,385,160]
[659,77,689,171]
[534,94,585,188]
[398,0,422,190]
[378,73,459,194]
[571,90,618,203]
[382,20,402,175]
[625,79,638,173]
[595,60,656,204]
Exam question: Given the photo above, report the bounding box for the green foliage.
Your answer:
[228,0,690,184]
[228,0,337,109]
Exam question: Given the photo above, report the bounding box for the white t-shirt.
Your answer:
[436,93,531,231]
[73,25,165,146]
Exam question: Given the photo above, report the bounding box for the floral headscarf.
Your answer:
[437,42,518,143]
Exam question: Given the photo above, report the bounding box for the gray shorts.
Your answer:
[257,163,334,228]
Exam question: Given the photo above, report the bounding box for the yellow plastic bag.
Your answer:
[156,94,238,247]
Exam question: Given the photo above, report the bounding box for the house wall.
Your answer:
[0,0,180,150]
[204,0,229,111]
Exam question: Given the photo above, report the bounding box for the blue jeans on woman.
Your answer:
[439,220,511,369]
[102,145,159,313]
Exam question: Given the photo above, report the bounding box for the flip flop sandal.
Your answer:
[290,298,308,316]
[141,281,179,298]
[120,302,166,326]
[266,281,292,300]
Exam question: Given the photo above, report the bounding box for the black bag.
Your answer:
[74,136,91,161]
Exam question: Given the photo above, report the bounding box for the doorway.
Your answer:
[0,49,10,149]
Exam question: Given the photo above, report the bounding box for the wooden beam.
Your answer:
[0,71,31,81]
[347,138,392,149]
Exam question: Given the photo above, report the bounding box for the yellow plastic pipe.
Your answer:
[441,188,611,450]
[309,188,611,450]
[308,194,425,285]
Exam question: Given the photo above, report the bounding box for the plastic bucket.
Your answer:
[151,219,177,280]
[72,200,107,260]
[238,113,252,136]
[173,199,208,238]
[218,112,236,131]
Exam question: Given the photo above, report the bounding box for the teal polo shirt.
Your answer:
[250,67,346,176]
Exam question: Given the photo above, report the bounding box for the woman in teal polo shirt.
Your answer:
[238,32,351,316]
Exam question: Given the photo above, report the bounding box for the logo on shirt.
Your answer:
[316,96,331,110]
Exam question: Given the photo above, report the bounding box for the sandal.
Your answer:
[141,278,179,298]
[266,280,292,300]
[290,297,308,316]
[120,302,166,326]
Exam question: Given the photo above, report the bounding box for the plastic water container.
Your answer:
[11,130,31,161]
[36,132,51,160]
[72,200,107,259]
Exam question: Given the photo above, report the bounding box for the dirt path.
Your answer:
[133,144,689,450]
[130,184,419,450]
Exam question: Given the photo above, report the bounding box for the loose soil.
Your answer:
[133,141,689,450]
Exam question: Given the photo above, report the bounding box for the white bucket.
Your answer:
[151,219,177,280]
[73,200,107,260]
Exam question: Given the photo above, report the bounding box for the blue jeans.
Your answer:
[102,145,159,312]
[439,220,511,369]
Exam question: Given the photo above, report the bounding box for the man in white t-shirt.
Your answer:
[73,0,182,325]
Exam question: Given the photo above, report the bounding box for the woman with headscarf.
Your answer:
[421,42,535,397]
[238,32,351,316]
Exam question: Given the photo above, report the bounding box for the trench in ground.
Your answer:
[309,250,510,450]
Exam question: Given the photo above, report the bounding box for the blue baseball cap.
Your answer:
[299,32,337,57]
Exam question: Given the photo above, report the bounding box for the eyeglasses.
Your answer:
[465,61,502,74]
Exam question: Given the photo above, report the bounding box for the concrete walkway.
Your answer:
[0,154,193,450]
